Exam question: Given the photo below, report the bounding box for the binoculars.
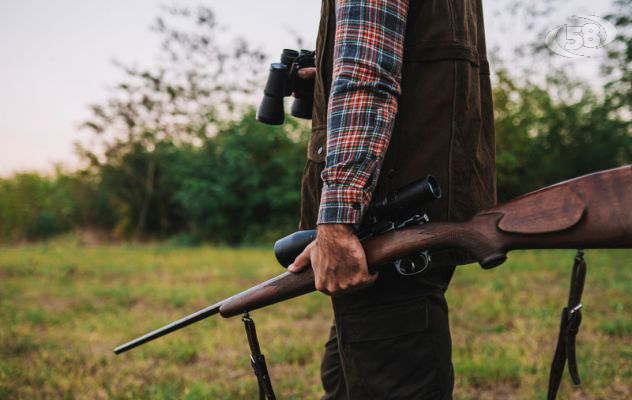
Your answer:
[256,49,316,125]
[274,176,442,275]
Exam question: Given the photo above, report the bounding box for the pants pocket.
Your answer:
[336,297,450,399]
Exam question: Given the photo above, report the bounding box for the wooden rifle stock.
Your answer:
[115,166,632,353]
[219,165,632,317]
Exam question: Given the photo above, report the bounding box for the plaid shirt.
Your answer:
[317,0,409,226]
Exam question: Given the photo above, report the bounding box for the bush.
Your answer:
[0,173,71,241]
[171,110,308,243]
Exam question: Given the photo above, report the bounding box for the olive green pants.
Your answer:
[300,161,457,399]
[320,270,456,400]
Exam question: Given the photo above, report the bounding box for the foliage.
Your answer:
[0,171,114,242]
[0,173,71,241]
[76,5,268,240]
[1,2,631,242]
[0,242,629,398]
[170,110,308,243]
[604,0,632,114]
[0,111,309,243]
[494,69,632,201]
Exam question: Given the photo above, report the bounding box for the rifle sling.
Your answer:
[242,313,276,400]
[547,250,586,400]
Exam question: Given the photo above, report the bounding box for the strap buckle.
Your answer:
[568,304,582,315]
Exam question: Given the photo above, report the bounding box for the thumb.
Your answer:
[288,243,312,273]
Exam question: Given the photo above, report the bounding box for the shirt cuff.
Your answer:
[317,184,368,226]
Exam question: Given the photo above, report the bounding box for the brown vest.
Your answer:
[301,0,496,230]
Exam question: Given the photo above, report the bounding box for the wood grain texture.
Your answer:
[219,270,316,317]
[497,186,585,234]
[219,166,632,317]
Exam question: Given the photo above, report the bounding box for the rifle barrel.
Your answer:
[114,301,223,354]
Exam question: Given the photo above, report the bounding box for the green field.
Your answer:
[0,239,630,399]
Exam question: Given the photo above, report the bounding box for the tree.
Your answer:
[171,110,308,243]
[78,6,267,239]
[494,69,631,201]
[604,0,632,114]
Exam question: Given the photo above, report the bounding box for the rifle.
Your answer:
[115,165,632,355]
[115,175,442,354]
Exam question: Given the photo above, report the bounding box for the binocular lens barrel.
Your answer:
[290,98,313,119]
[256,64,289,125]
[256,96,285,125]
[263,63,289,97]
[256,49,315,125]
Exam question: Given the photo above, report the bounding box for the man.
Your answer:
[289,0,496,398]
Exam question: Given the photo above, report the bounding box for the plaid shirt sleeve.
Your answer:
[317,0,409,226]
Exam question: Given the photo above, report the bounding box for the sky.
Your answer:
[0,0,615,176]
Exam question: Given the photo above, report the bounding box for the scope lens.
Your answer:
[427,176,442,199]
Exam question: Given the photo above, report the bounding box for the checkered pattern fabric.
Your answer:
[317,0,409,226]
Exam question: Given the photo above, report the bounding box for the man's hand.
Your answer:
[288,224,377,295]
[297,67,316,80]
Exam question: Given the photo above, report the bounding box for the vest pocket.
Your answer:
[307,125,328,162]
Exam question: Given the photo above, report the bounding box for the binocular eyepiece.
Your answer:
[256,49,316,125]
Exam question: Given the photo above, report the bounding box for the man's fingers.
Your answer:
[363,272,379,289]
[297,67,316,79]
[288,243,313,273]
[332,271,378,295]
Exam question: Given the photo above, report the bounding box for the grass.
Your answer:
[0,238,630,399]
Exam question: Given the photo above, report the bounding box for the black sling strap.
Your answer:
[242,313,276,400]
[547,250,586,400]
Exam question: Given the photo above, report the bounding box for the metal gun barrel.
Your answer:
[114,301,223,354]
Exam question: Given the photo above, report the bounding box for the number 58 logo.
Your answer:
[545,15,617,58]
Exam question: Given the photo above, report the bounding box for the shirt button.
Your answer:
[317,146,324,155]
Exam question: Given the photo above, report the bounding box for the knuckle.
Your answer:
[354,275,367,285]
[357,274,375,287]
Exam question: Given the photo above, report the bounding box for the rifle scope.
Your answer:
[274,175,441,268]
